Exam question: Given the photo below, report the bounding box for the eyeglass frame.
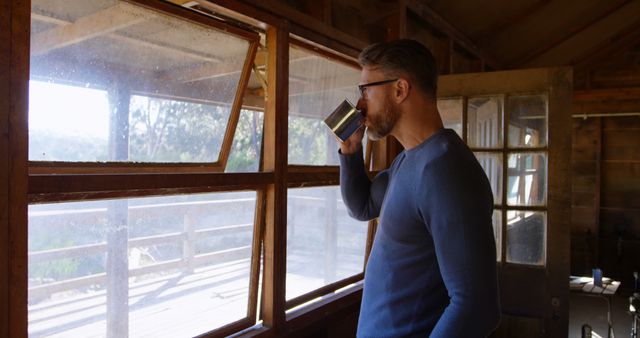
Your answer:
[357,78,398,99]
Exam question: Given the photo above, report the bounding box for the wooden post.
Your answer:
[106,199,129,338]
[183,214,195,273]
[1,0,29,337]
[106,85,130,338]
[262,23,288,332]
[324,188,337,283]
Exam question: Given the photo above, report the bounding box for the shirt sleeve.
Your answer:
[338,149,389,221]
[418,158,501,337]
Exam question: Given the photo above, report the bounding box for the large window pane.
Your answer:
[508,94,548,148]
[286,186,367,300]
[506,210,546,265]
[288,46,360,165]
[507,152,547,206]
[467,96,503,148]
[474,152,503,205]
[30,0,251,162]
[437,97,462,137]
[28,191,256,337]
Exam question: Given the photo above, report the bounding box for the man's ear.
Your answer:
[394,78,410,103]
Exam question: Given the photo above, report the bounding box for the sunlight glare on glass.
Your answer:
[29,80,109,139]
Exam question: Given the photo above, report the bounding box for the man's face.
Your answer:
[357,66,400,141]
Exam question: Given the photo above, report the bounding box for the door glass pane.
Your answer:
[474,152,503,205]
[437,97,462,137]
[286,186,367,300]
[467,96,503,148]
[507,152,547,206]
[226,109,264,172]
[493,210,502,262]
[508,94,548,147]
[288,45,360,165]
[29,0,251,162]
[506,210,546,265]
[28,191,256,337]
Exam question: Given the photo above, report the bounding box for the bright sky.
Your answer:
[29,80,110,139]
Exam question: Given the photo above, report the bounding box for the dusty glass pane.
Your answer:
[467,96,503,148]
[437,97,463,137]
[288,46,361,165]
[475,152,503,205]
[493,210,502,262]
[29,0,250,162]
[128,96,231,162]
[508,94,548,147]
[507,152,547,206]
[28,191,256,337]
[286,186,367,300]
[225,109,264,172]
[506,210,546,265]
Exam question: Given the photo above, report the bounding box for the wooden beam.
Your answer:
[262,24,288,332]
[573,21,640,76]
[515,0,632,67]
[0,0,9,335]
[405,0,502,70]
[161,59,243,83]
[574,87,640,102]
[475,0,551,42]
[1,0,29,337]
[31,2,148,56]
[202,0,366,57]
[31,13,224,64]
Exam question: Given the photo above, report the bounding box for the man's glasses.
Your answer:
[358,78,398,98]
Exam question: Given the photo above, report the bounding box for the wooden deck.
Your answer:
[29,259,253,338]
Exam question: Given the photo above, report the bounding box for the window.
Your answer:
[27,0,370,336]
[456,93,550,266]
[30,0,256,171]
[286,186,367,303]
[28,1,264,337]
[288,44,361,166]
[284,42,368,310]
[28,192,257,337]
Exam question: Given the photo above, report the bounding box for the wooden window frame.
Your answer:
[28,0,260,175]
[3,0,382,337]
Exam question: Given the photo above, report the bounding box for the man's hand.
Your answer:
[339,125,365,155]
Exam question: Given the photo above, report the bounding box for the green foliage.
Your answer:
[129,96,230,162]
[226,109,263,172]
[288,116,329,165]
[29,237,79,282]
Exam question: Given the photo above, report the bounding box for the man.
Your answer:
[338,39,500,337]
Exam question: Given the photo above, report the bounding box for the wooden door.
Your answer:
[438,68,572,337]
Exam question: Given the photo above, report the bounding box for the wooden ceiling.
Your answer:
[409,0,640,89]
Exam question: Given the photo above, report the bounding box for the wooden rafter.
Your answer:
[573,22,640,77]
[31,13,223,63]
[516,0,633,68]
[31,2,148,56]
[475,0,551,42]
[405,0,502,70]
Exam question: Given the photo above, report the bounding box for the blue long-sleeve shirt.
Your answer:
[339,129,500,337]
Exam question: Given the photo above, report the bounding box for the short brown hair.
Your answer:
[358,39,438,97]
